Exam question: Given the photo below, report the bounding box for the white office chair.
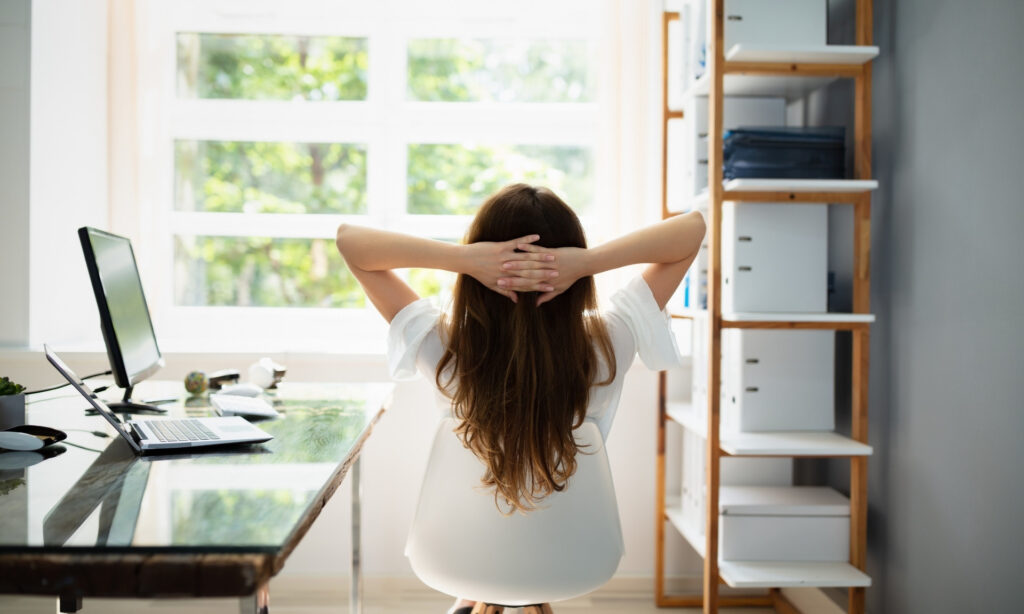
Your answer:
[406,418,624,613]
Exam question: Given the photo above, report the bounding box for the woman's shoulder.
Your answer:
[387,298,444,380]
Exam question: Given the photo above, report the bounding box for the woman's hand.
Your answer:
[498,245,590,306]
[463,235,558,302]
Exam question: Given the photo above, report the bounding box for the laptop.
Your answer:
[45,345,273,454]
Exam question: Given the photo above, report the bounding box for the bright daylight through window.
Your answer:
[158,4,603,338]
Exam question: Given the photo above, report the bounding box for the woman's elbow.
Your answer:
[692,210,708,240]
[335,223,350,257]
[683,211,707,259]
[335,223,369,271]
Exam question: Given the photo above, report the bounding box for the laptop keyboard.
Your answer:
[146,419,219,443]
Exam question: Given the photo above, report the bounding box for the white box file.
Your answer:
[678,242,708,313]
[682,0,827,89]
[722,329,834,432]
[690,308,708,412]
[680,428,706,535]
[723,0,827,50]
[680,428,793,536]
[719,486,849,561]
[722,202,827,314]
[681,96,785,199]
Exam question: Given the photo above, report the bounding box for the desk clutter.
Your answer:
[180,359,285,419]
[183,358,286,395]
[210,394,280,419]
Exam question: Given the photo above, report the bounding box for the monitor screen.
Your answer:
[79,227,163,389]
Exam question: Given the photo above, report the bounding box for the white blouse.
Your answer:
[386,275,683,440]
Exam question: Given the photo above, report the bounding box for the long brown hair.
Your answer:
[436,184,616,513]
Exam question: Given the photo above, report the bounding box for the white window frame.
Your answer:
[130,0,614,352]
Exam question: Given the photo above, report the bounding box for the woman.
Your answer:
[336,184,705,613]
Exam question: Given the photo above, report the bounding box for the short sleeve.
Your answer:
[387,298,442,380]
[607,275,684,371]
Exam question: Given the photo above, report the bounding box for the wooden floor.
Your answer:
[0,577,781,614]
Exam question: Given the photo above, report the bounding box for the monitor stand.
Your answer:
[105,386,168,414]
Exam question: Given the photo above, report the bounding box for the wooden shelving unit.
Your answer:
[655,2,876,613]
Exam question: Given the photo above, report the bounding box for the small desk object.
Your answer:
[0,380,392,613]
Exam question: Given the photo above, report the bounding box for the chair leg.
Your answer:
[470,604,504,614]
[521,605,553,614]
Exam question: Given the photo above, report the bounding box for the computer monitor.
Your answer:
[78,227,165,412]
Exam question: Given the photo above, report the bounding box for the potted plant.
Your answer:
[0,376,26,430]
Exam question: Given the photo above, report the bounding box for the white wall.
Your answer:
[27,0,109,347]
[0,0,108,349]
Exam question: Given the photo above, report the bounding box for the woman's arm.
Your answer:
[502,211,706,309]
[335,224,558,322]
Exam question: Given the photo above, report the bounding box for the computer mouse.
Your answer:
[0,431,43,451]
[217,383,263,397]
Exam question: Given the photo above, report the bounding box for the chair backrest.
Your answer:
[406,418,623,606]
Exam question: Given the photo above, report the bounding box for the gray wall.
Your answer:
[0,0,30,346]
[821,0,1024,611]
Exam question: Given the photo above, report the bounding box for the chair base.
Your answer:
[469,603,553,614]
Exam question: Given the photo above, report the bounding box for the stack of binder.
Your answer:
[723,127,845,180]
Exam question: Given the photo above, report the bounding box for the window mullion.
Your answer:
[170,101,377,143]
[365,22,407,230]
[169,212,365,239]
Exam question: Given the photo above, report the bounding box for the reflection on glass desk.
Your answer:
[0,380,391,612]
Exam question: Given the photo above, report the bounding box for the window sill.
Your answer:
[0,342,392,390]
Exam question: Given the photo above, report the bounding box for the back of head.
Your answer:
[437,184,616,514]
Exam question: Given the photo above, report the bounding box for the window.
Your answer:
[133,1,610,349]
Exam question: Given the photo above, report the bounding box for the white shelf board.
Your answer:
[670,308,708,320]
[670,311,873,323]
[692,190,709,209]
[673,180,876,215]
[665,500,707,559]
[665,192,708,217]
[719,561,871,589]
[667,401,705,438]
[726,44,880,65]
[666,402,873,457]
[721,431,873,457]
[682,45,877,100]
[684,73,836,100]
[724,312,876,323]
[724,179,879,193]
[720,486,849,517]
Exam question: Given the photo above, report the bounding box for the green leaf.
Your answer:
[0,376,26,396]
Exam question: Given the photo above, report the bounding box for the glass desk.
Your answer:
[0,380,392,613]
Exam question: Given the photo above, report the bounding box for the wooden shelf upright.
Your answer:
[654,2,876,613]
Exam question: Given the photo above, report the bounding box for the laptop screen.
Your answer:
[43,345,142,454]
